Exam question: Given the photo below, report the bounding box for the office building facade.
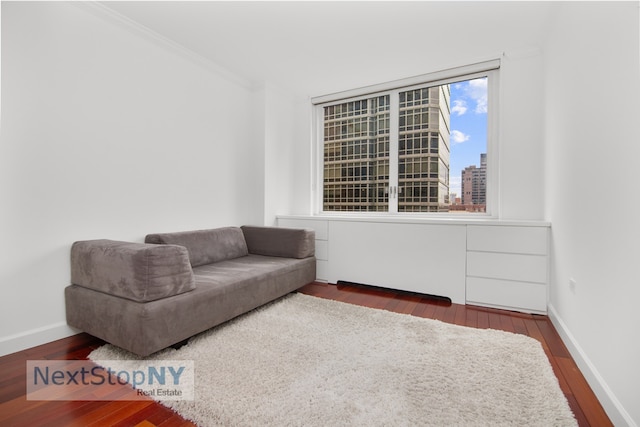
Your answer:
[322,85,451,212]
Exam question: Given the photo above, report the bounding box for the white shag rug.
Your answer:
[90,293,577,426]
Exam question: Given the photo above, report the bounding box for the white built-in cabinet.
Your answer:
[277,216,549,314]
[465,225,548,314]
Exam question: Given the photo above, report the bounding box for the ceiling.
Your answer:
[100,1,552,96]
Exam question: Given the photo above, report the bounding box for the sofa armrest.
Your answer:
[241,226,315,259]
[71,239,195,302]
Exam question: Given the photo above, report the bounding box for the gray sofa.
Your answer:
[65,225,316,356]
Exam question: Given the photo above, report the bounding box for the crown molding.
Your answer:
[73,1,256,90]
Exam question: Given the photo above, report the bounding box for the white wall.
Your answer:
[261,82,312,225]
[281,11,549,221]
[0,2,263,355]
[498,50,546,220]
[544,2,640,426]
[259,80,315,224]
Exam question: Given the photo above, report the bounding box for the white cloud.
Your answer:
[451,130,470,144]
[467,78,488,114]
[474,98,487,114]
[451,100,467,116]
[468,78,487,89]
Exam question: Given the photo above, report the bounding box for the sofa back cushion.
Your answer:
[70,239,195,302]
[145,227,249,267]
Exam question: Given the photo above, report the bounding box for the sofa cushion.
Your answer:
[145,227,249,267]
[70,239,195,302]
[241,226,315,259]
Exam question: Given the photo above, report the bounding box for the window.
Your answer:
[314,61,498,215]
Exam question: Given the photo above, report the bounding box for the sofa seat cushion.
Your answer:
[186,254,316,322]
[145,227,249,267]
[71,239,195,302]
[192,254,308,286]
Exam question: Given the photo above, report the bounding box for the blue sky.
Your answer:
[448,78,488,197]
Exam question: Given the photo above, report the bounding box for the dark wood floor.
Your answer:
[0,281,611,427]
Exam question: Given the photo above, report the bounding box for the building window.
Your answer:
[323,95,390,212]
[314,61,498,215]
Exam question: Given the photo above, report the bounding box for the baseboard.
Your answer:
[0,322,78,358]
[548,304,636,427]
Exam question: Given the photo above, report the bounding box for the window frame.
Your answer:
[312,60,500,218]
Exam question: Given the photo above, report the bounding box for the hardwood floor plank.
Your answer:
[410,300,428,317]
[565,394,589,427]
[556,357,613,427]
[535,317,572,358]
[382,296,402,313]
[453,304,467,326]
[442,303,457,324]
[9,400,95,427]
[477,309,490,329]
[67,400,144,426]
[432,302,447,321]
[510,315,529,336]
[143,403,185,426]
[157,413,198,427]
[398,295,422,315]
[522,317,546,349]
[0,398,52,426]
[494,313,512,333]
[487,310,503,331]
[544,348,572,395]
[464,307,478,328]
[0,372,27,403]
[421,300,439,320]
[87,401,155,427]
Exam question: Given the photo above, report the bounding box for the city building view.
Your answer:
[322,79,487,214]
[397,86,451,212]
[322,95,391,212]
[322,85,453,212]
[450,153,487,213]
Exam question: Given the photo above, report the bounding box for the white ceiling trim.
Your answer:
[74,1,255,90]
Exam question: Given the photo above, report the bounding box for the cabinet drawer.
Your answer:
[467,251,547,284]
[466,277,547,313]
[467,225,547,255]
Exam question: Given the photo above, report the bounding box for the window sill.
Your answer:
[277,214,551,228]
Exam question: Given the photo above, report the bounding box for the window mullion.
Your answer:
[388,90,399,213]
